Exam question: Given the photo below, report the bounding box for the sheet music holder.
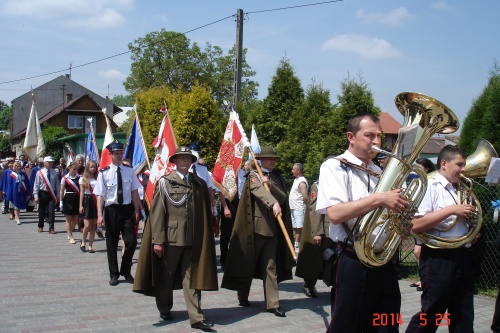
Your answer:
[485,157,500,185]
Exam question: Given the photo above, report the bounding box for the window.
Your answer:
[67,115,96,133]
[68,115,84,129]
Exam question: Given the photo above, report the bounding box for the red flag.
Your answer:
[145,107,177,205]
[212,111,249,201]
[99,108,114,169]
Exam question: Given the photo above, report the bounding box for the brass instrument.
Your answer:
[353,92,459,267]
[412,139,498,248]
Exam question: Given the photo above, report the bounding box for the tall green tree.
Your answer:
[0,106,12,130]
[135,84,225,167]
[124,29,257,107]
[460,61,500,155]
[277,81,332,175]
[111,94,134,107]
[248,58,304,153]
[326,74,381,159]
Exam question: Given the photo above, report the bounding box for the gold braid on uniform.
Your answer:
[158,178,190,208]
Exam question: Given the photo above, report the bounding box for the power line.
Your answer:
[0,1,343,86]
[246,0,343,14]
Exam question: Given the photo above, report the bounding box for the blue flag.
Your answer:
[125,114,148,174]
[86,118,99,164]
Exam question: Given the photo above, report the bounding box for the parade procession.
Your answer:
[2,2,500,333]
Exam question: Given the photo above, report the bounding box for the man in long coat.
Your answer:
[133,146,217,331]
[221,146,295,317]
[295,181,335,298]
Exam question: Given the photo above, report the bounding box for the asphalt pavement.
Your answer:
[0,210,495,332]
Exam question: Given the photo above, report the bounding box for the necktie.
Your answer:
[47,170,51,186]
[184,174,189,184]
[117,167,123,205]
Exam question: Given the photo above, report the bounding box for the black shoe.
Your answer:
[190,320,214,331]
[267,308,286,317]
[96,230,104,239]
[160,312,172,321]
[302,284,318,298]
[238,299,250,307]
[109,277,119,286]
[409,283,419,287]
[123,273,134,284]
[416,286,423,292]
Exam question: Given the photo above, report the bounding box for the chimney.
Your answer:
[65,93,73,103]
[65,74,70,79]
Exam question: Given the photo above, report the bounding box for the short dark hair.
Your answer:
[415,158,436,173]
[347,113,380,135]
[437,145,466,169]
[293,163,304,173]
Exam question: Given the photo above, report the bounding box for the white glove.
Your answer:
[213,206,218,217]
[140,209,147,221]
[60,201,64,211]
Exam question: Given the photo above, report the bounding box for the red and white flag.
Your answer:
[212,110,249,201]
[145,106,177,205]
[98,108,114,169]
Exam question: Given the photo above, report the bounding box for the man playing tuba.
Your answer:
[406,145,476,332]
[316,113,409,333]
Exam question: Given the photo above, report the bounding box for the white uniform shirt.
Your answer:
[416,172,469,240]
[79,177,97,195]
[289,176,308,210]
[316,150,380,242]
[93,164,141,206]
[189,163,214,189]
[237,169,246,199]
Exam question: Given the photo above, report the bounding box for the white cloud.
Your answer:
[356,7,412,26]
[0,0,133,30]
[431,1,454,11]
[321,34,401,59]
[98,69,126,80]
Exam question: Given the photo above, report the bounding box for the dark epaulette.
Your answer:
[100,166,110,172]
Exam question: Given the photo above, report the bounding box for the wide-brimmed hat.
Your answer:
[43,156,55,162]
[256,146,280,160]
[106,140,124,152]
[169,146,197,163]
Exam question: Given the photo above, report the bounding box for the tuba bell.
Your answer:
[412,139,498,248]
[352,92,459,267]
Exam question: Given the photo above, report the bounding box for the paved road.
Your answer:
[0,210,495,332]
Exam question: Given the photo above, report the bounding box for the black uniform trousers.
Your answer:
[327,249,401,333]
[38,191,55,231]
[405,245,474,333]
[104,203,137,279]
[219,197,238,268]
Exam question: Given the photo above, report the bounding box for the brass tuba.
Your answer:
[353,92,459,267]
[412,139,498,248]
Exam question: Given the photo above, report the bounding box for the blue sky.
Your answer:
[1,0,499,133]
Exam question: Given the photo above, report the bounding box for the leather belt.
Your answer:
[337,241,354,253]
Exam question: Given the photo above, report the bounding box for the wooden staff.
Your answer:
[249,149,297,260]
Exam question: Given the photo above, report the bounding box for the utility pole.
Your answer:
[233,8,244,106]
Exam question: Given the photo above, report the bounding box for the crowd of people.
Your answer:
[3,122,500,332]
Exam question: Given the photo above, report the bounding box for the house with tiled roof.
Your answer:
[10,75,125,159]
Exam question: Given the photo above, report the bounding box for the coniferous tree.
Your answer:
[249,57,304,151]
[460,61,500,155]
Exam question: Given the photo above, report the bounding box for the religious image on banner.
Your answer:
[212,110,249,201]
